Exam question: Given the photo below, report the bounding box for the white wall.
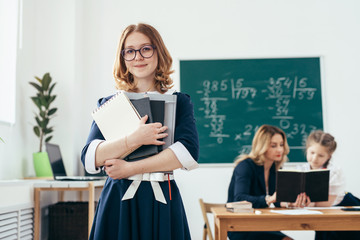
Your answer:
[1,0,360,239]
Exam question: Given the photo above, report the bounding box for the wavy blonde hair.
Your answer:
[113,23,174,93]
[235,125,289,170]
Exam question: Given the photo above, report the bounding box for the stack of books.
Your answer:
[92,91,177,161]
[226,201,253,213]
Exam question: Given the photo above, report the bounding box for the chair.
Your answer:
[199,198,226,240]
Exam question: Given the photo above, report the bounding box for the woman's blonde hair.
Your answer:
[113,23,174,93]
[306,130,337,168]
[235,125,289,170]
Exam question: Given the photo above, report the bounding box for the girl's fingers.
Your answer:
[104,159,116,166]
[140,115,148,124]
[300,193,307,207]
[160,126,168,132]
[294,193,304,207]
[154,125,167,134]
[158,133,168,139]
[154,140,166,145]
[153,122,163,128]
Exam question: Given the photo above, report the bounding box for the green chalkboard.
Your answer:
[180,57,323,164]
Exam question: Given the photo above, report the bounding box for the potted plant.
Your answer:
[29,72,57,177]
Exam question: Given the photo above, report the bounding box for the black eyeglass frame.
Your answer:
[121,45,157,61]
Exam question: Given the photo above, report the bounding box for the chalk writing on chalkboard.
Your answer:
[180,58,323,164]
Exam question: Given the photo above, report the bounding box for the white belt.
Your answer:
[122,172,174,204]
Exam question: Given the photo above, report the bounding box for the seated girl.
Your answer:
[299,130,360,240]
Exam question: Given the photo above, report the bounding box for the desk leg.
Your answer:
[34,188,40,240]
[88,182,95,237]
[58,191,64,202]
[219,221,227,240]
[214,218,227,240]
[214,222,219,240]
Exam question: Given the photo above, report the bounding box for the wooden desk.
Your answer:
[33,180,105,240]
[212,207,360,240]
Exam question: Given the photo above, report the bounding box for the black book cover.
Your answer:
[276,169,330,202]
[131,97,153,123]
[150,100,165,152]
[126,98,158,161]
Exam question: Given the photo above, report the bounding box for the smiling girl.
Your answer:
[81,23,199,240]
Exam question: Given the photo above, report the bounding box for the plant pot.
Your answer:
[33,152,53,177]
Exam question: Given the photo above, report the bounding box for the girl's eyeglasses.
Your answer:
[121,45,156,61]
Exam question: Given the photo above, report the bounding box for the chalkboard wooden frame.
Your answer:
[180,57,323,164]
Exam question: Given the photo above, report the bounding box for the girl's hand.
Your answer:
[128,115,168,147]
[104,159,134,179]
[291,193,311,208]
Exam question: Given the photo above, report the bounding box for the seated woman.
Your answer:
[300,130,360,240]
[227,125,308,240]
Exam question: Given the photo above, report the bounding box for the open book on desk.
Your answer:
[276,169,330,202]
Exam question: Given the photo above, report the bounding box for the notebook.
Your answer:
[125,97,161,161]
[91,91,141,158]
[124,92,177,149]
[46,143,107,181]
[149,100,165,152]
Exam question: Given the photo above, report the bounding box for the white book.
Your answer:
[226,201,253,213]
[227,208,254,213]
[226,201,253,209]
[92,91,141,157]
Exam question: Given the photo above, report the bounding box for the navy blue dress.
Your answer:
[81,92,199,240]
[227,158,287,240]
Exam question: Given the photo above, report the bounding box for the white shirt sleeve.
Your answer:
[327,162,346,204]
[84,139,104,174]
[168,141,199,171]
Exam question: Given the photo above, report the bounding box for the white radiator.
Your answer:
[0,204,33,240]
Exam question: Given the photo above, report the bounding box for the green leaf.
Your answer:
[49,95,56,104]
[38,118,49,129]
[49,83,57,95]
[35,116,42,127]
[33,126,40,137]
[29,82,43,92]
[44,127,53,134]
[42,73,51,91]
[40,111,46,118]
[44,95,51,106]
[31,97,42,110]
[48,108,57,116]
[43,118,49,128]
[0,137,4,143]
[39,96,48,108]
[34,76,42,84]
[45,136,52,142]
